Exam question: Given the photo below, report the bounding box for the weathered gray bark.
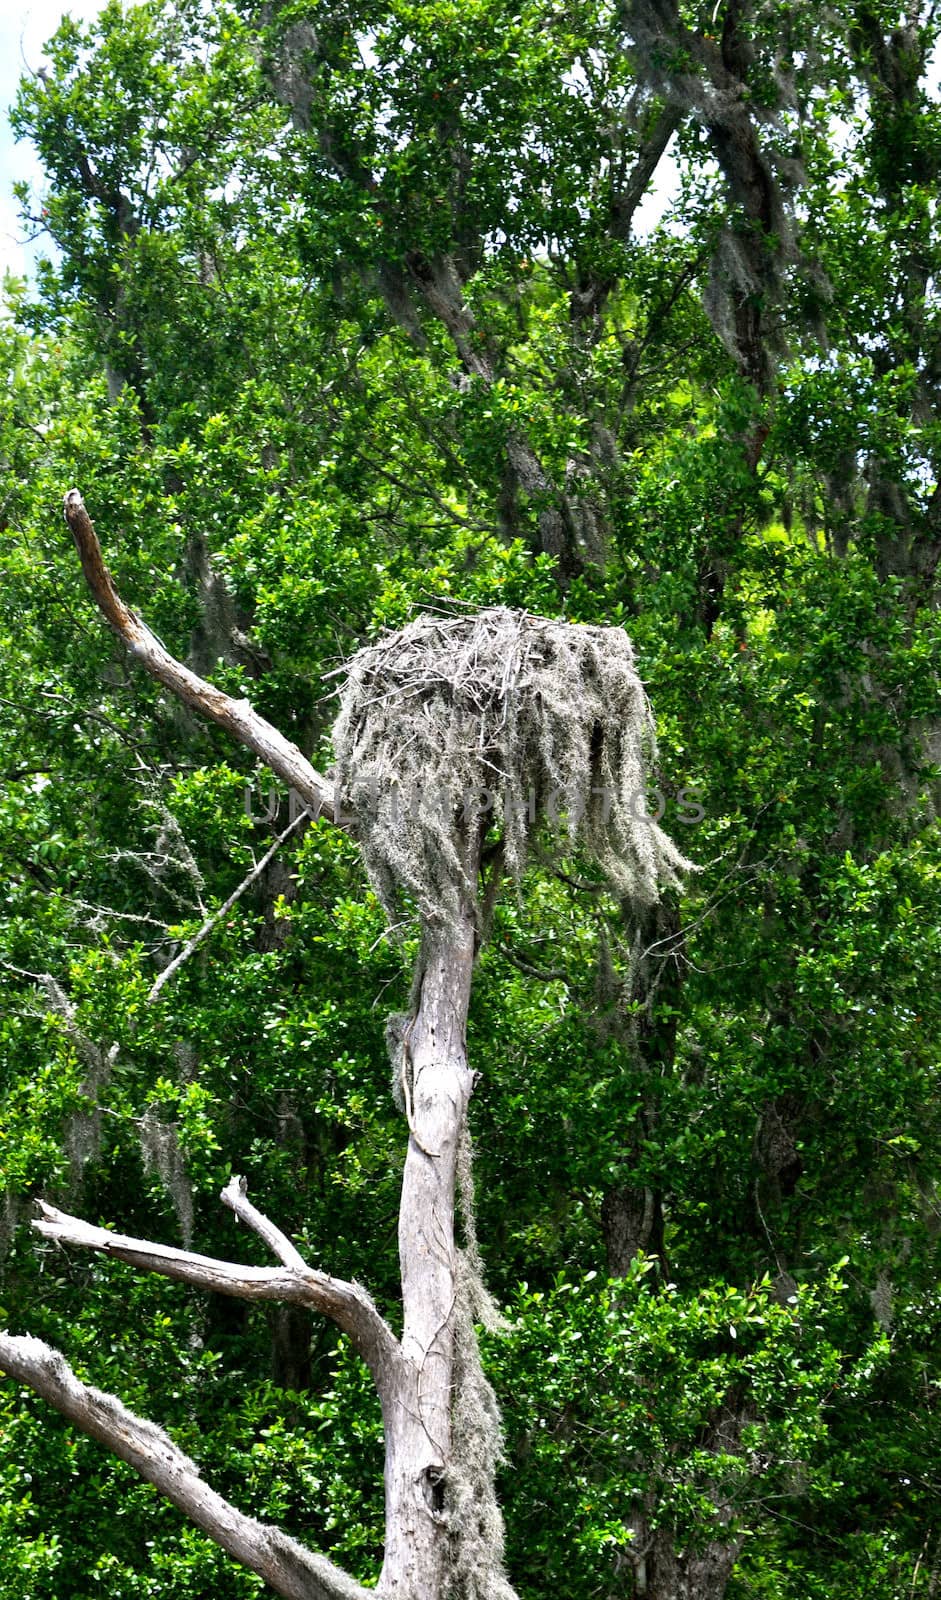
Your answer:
[33,1179,399,1388]
[380,909,479,1596]
[19,1090,491,1600]
[8,956,490,1598]
[62,491,337,823]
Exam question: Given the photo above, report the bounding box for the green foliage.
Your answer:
[1,0,940,1595]
[494,1263,854,1595]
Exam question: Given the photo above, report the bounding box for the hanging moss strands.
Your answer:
[331,607,693,925]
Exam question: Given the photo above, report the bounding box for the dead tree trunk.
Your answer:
[0,492,688,1599]
[0,493,512,1599]
[0,904,490,1600]
[1,923,493,1600]
[381,906,478,1596]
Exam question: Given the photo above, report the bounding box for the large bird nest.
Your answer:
[331,607,691,927]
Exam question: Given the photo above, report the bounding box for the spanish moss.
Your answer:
[332,607,692,927]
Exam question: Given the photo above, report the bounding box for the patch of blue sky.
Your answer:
[0,0,105,283]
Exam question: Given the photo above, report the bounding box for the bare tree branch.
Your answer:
[571,99,684,326]
[33,1192,400,1388]
[62,490,339,825]
[220,1173,310,1270]
[0,1333,370,1600]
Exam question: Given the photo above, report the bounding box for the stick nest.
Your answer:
[331,607,692,925]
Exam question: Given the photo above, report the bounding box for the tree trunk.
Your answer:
[379,906,477,1598]
[640,1529,744,1600]
[45,495,518,1600]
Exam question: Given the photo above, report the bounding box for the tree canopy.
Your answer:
[1,0,940,1595]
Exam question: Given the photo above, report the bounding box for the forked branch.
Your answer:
[34,1181,400,1388]
[61,488,339,824]
[0,1333,370,1600]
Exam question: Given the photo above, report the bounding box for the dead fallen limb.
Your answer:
[0,1332,370,1600]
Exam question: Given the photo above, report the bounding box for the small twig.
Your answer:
[67,898,173,930]
[148,811,308,1004]
[0,960,57,985]
[0,964,120,1071]
[498,946,570,984]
